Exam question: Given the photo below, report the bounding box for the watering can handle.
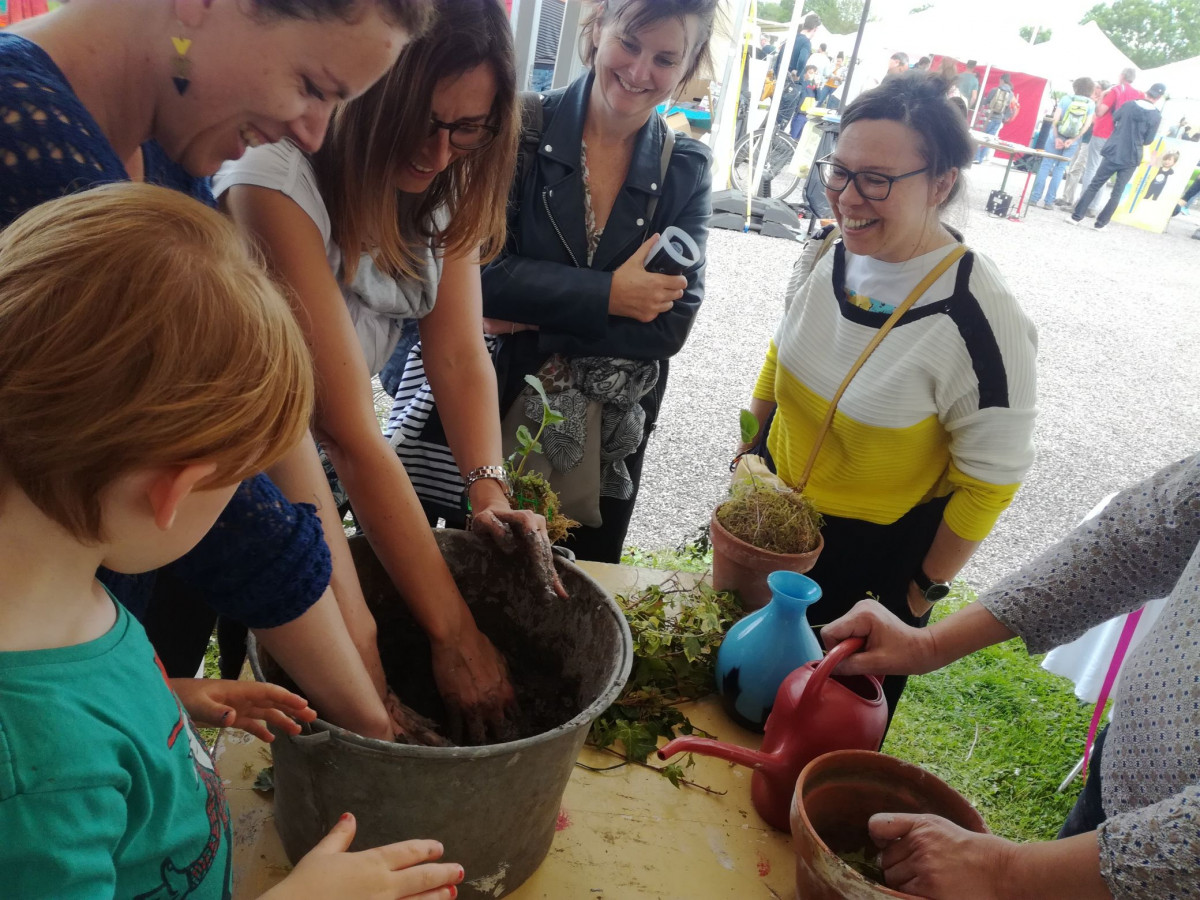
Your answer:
[796,637,866,715]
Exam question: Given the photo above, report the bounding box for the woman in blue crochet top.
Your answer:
[0,1,430,742]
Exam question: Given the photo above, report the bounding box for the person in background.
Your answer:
[0,0,428,743]
[1070,82,1166,229]
[822,454,1200,900]
[820,49,846,106]
[481,0,716,563]
[887,51,910,79]
[217,0,560,744]
[0,183,464,900]
[786,62,822,138]
[743,71,1037,718]
[1078,66,1142,218]
[779,11,821,78]
[957,59,979,108]
[1167,115,1188,138]
[973,72,1019,164]
[808,41,831,86]
[1058,79,1108,208]
[939,57,962,99]
[1028,76,1095,210]
[530,0,566,92]
[915,55,932,71]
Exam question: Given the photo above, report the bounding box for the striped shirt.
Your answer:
[753,239,1037,540]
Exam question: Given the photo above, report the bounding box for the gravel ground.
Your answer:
[626,161,1200,592]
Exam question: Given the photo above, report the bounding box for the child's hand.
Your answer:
[169,678,316,742]
[265,813,464,900]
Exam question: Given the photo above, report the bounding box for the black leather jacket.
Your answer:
[481,71,712,414]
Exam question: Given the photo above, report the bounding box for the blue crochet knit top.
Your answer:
[0,33,211,224]
[0,33,331,628]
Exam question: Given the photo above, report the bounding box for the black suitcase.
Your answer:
[987,189,1012,217]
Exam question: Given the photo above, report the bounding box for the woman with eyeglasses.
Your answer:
[743,71,1037,716]
[215,0,562,745]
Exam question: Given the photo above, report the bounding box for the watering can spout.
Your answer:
[658,736,779,772]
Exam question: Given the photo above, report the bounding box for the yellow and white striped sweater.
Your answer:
[753,241,1037,541]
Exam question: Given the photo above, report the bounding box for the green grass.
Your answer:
[880,585,1095,842]
[620,549,1097,844]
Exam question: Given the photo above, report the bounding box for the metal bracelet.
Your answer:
[464,465,512,499]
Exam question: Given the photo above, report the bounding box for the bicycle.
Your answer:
[730,126,802,201]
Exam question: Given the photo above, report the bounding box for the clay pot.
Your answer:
[791,750,988,899]
[710,508,824,611]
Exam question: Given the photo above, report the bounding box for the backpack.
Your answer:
[988,85,1011,117]
[1057,95,1090,139]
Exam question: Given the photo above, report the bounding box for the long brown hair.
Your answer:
[311,0,518,283]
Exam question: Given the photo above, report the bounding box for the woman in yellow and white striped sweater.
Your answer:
[745,71,1038,715]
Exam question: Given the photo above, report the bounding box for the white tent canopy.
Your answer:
[855,7,1043,75]
[1027,20,1139,89]
[1142,56,1200,101]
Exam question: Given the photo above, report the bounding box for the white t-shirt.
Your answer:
[212,140,447,375]
[843,243,961,314]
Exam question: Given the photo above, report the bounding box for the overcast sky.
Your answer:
[865,0,1104,31]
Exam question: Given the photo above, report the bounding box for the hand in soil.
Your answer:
[271,811,463,900]
[384,688,452,747]
[470,505,568,601]
[868,812,1017,899]
[431,625,520,745]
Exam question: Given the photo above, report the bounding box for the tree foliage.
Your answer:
[1082,0,1200,69]
[758,0,865,34]
[1018,25,1052,44]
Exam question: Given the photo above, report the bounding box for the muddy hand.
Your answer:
[472,505,568,600]
[384,688,452,747]
[431,626,519,745]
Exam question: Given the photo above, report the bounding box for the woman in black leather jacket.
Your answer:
[481,0,716,562]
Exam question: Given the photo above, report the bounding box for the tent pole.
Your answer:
[747,0,805,207]
[839,0,872,108]
[973,63,993,123]
[708,0,752,189]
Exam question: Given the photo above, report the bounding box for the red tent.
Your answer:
[936,56,1047,155]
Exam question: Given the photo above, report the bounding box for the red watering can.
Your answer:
[658,638,886,831]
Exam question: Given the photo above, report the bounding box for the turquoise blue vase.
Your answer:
[716,570,824,732]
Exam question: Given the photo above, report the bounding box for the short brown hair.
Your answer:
[312,0,517,282]
[0,183,314,541]
[579,0,721,92]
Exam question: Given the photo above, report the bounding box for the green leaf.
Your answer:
[682,635,703,663]
[516,424,533,449]
[524,373,552,408]
[530,440,543,455]
[661,763,686,788]
[739,408,760,445]
[544,407,566,426]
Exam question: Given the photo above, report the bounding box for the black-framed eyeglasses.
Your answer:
[429,116,499,151]
[816,156,929,201]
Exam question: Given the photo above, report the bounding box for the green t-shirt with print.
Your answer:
[0,598,232,898]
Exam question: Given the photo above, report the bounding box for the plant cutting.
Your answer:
[709,410,824,610]
[505,373,579,543]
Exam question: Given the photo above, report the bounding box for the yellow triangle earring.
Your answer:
[171,35,193,95]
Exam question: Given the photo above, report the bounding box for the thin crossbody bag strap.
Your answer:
[795,243,969,493]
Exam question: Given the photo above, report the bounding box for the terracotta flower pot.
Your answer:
[790,750,989,899]
[709,508,823,611]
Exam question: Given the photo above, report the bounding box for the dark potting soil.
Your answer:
[374,600,583,746]
[256,533,594,747]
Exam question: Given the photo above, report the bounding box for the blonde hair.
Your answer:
[312,0,518,283]
[0,183,314,541]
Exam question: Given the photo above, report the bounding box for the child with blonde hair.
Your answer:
[0,183,463,899]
